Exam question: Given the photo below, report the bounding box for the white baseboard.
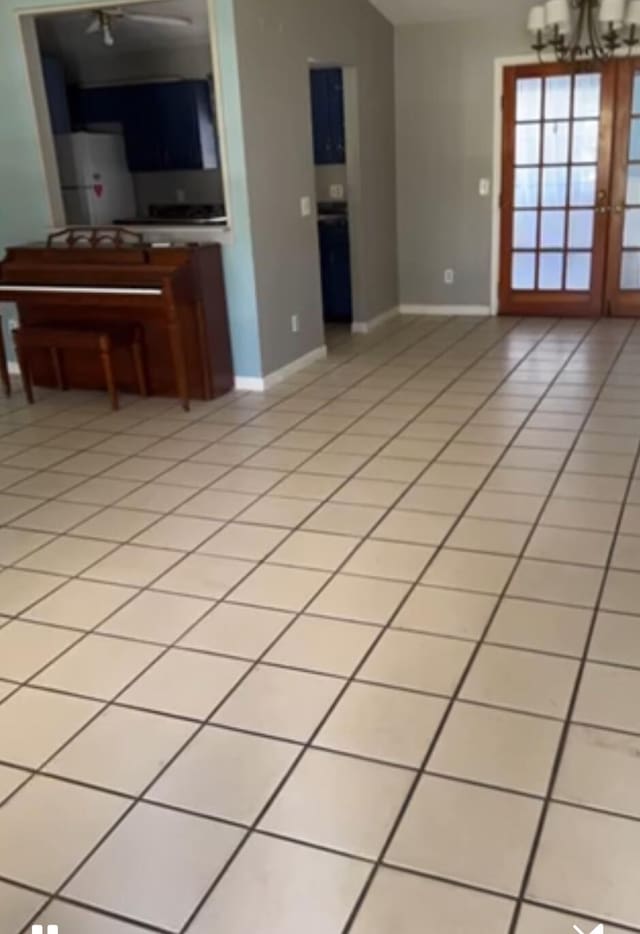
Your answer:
[399,304,492,317]
[235,344,328,392]
[351,306,399,335]
[234,376,265,392]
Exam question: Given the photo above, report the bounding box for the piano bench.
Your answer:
[13,325,147,411]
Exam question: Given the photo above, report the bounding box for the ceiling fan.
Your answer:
[86,8,193,46]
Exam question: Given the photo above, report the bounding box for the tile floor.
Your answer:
[0,314,640,933]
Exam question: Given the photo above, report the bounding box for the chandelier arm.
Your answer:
[529,0,620,62]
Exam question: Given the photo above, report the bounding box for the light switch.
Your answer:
[301,196,312,217]
[479,178,491,197]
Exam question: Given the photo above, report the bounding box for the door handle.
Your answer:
[614,204,624,214]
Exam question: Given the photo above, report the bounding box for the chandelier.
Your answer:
[527,0,640,61]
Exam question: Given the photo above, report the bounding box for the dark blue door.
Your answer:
[310,70,331,165]
[310,69,346,165]
[327,69,346,163]
[319,220,353,323]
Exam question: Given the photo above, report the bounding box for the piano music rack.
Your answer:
[46,227,144,249]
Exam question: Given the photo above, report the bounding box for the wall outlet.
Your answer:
[300,196,312,217]
[444,269,455,285]
[479,178,491,197]
[291,315,300,333]
[176,188,186,203]
[330,184,345,200]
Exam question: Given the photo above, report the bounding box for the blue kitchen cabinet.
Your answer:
[318,219,353,323]
[42,56,71,134]
[70,80,217,172]
[310,68,345,165]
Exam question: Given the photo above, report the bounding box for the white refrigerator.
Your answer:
[55,132,137,226]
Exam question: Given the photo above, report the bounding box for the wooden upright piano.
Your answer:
[0,229,234,410]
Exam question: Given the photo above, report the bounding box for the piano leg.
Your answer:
[167,319,190,412]
[131,330,148,398]
[0,322,10,397]
[99,336,119,411]
[50,348,67,391]
[14,344,33,404]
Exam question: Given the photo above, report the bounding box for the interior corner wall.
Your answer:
[395,16,529,310]
[0,0,264,381]
[232,0,398,376]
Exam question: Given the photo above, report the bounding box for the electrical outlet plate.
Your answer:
[479,178,490,197]
[330,184,344,200]
[291,315,299,333]
[444,269,455,285]
[301,196,312,217]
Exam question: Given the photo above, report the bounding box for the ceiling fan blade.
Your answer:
[122,12,193,27]
[85,15,102,34]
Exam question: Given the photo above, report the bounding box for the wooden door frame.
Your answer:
[497,60,617,317]
[604,57,640,316]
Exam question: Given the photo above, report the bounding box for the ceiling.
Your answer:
[369,0,532,24]
[37,0,211,55]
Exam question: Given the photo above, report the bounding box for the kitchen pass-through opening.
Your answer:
[24,0,229,233]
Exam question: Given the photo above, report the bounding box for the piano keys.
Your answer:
[0,230,234,410]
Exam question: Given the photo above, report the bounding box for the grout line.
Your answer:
[506,425,640,931]
[341,319,640,933]
[2,316,640,934]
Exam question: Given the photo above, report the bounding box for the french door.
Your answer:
[499,59,640,317]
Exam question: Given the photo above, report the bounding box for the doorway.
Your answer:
[309,67,354,336]
[499,59,640,317]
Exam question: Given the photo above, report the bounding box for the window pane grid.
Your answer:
[511,71,601,293]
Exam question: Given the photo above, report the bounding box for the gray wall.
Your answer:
[233,0,397,374]
[395,15,528,308]
[315,164,348,202]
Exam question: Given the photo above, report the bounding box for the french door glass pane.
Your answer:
[515,167,540,207]
[517,78,542,121]
[629,118,640,160]
[568,210,594,249]
[633,74,640,115]
[572,121,599,163]
[512,252,536,289]
[574,74,602,118]
[540,210,566,248]
[542,166,568,206]
[539,252,564,288]
[544,121,570,163]
[570,165,596,206]
[545,76,572,119]
[513,211,538,248]
[621,251,640,289]
[626,164,640,204]
[623,208,640,247]
[516,124,541,164]
[509,71,603,299]
[566,252,592,290]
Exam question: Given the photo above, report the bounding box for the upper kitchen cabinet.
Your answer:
[70,80,218,173]
[310,68,345,165]
[42,56,71,134]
